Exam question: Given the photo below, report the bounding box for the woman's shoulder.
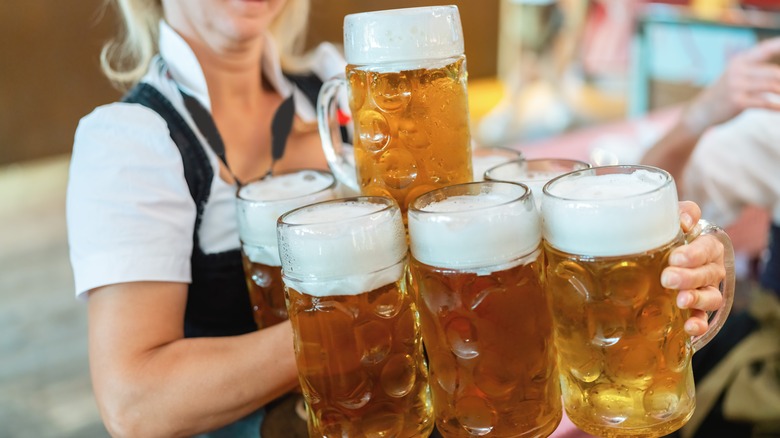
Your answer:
[306,42,347,82]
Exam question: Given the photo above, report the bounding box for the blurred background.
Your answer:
[2,0,779,436]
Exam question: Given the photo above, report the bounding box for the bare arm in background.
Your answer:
[642,37,780,182]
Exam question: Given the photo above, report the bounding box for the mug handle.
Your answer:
[684,219,736,351]
[317,77,360,194]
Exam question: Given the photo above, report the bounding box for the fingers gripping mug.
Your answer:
[317,5,474,214]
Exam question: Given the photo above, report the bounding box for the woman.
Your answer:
[67,0,728,436]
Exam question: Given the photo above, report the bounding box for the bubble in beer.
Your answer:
[372,72,412,112]
[446,316,480,359]
[318,409,351,437]
[465,276,502,312]
[347,69,367,110]
[394,308,417,348]
[420,274,458,316]
[473,349,518,398]
[454,395,496,436]
[587,383,632,425]
[638,296,676,339]
[334,370,373,410]
[381,353,417,397]
[361,401,404,437]
[398,117,431,150]
[643,377,682,420]
[663,328,692,372]
[586,303,626,347]
[553,260,594,304]
[368,285,405,319]
[358,110,390,152]
[313,298,358,319]
[355,320,392,365]
[569,354,602,384]
[603,261,651,307]
[419,67,448,86]
[605,341,657,386]
[380,148,418,189]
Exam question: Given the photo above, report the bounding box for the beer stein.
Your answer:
[236,169,336,329]
[541,165,735,437]
[407,181,562,438]
[317,5,473,213]
[484,158,590,207]
[277,196,434,437]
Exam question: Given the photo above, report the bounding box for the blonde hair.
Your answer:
[100,0,311,90]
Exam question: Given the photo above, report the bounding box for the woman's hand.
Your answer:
[662,201,727,336]
[684,37,780,136]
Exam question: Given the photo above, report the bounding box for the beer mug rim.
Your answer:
[409,181,532,216]
[484,158,591,183]
[542,164,674,202]
[343,5,465,65]
[236,168,336,204]
[278,195,398,227]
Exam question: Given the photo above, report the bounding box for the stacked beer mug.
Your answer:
[253,5,739,438]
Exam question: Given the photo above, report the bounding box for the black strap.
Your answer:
[179,90,244,186]
[124,84,213,212]
[122,83,257,338]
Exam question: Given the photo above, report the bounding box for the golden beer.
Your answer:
[545,237,695,438]
[286,277,433,437]
[278,197,434,437]
[407,181,561,437]
[236,169,336,329]
[409,254,561,438]
[319,6,473,213]
[541,165,734,438]
[347,58,473,213]
[239,256,286,328]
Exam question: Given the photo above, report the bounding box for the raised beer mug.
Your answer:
[277,196,434,437]
[407,181,562,438]
[236,169,336,329]
[541,165,735,438]
[317,5,474,213]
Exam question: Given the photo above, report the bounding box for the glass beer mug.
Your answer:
[407,181,562,438]
[277,196,434,437]
[540,165,735,437]
[317,5,474,213]
[484,158,590,207]
[236,169,336,329]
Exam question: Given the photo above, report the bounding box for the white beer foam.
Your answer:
[236,170,335,266]
[278,200,407,297]
[343,6,464,66]
[408,189,542,271]
[541,170,680,257]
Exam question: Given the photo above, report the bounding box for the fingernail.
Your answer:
[680,213,693,230]
[662,271,680,288]
[684,320,699,335]
[677,293,692,308]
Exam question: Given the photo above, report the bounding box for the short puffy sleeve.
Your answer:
[67,102,196,299]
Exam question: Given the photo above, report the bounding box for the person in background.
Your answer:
[66,0,733,436]
[642,37,780,438]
